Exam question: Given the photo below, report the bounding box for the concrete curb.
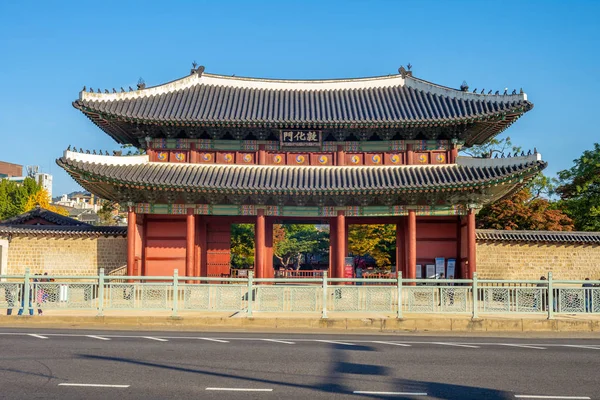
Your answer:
[1,316,599,333]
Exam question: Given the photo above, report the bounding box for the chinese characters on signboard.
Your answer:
[280,130,321,147]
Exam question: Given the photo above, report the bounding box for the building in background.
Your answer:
[0,161,23,178]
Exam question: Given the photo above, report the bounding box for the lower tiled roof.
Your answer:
[0,225,127,237]
[476,229,600,244]
[0,205,91,226]
[57,157,546,195]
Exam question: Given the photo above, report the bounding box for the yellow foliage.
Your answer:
[24,188,69,216]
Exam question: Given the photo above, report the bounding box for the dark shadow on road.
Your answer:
[77,342,515,399]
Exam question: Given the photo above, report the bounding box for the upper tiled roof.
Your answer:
[74,69,533,146]
[0,205,91,226]
[476,230,600,244]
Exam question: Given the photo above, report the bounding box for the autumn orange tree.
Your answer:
[476,185,573,231]
[24,188,69,216]
[347,224,396,269]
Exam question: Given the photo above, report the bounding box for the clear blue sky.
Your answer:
[1,0,598,196]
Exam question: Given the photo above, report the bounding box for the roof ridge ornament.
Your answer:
[137,78,146,90]
[398,64,413,78]
[190,61,205,76]
[460,81,469,92]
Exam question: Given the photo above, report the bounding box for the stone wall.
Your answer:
[477,241,600,280]
[4,236,127,276]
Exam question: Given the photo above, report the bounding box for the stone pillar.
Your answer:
[407,209,416,280]
[265,217,274,279]
[337,145,345,166]
[127,206,136,277]
[336,210,346,280]
[467,208,477,278]
[255,208,266,278]
[186,208,195,279]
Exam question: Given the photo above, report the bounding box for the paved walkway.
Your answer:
[1,309,599,333]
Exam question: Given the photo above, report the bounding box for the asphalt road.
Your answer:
[0,329,598,400]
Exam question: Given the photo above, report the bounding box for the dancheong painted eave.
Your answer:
[73,67,533,147]
[56,151,546,207]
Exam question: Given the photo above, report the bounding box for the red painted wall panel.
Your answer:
[144,218,186,276]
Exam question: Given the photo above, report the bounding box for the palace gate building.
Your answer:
[58,65,545,280]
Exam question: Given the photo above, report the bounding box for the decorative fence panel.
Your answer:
[2,269,600,318]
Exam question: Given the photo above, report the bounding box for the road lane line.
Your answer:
[433,342,479,348]
[206,388,273,392]
[198,338,230,343]
[143,336,168,342]
[28,334,48,339]
[59,383,130,388]
[87,335,110,341]
[514,395,590,399]
[371,341,412,347]
[353,391,427,396]
[499,344,546,350]
[261,339,295,345]
[315,340,355,346]
[562,345,600,350]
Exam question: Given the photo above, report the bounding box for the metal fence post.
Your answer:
[397,271,403,319]
[172,269,179,317]
[322,271,328,319]
[472,272,479,319]
[547,271,554,320]
[22,268,31,316]
[97,268,105,316]
[247,271,253,317]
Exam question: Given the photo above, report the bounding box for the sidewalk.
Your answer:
[1,310,599,333]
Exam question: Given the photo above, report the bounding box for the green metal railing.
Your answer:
[1,269,599,319]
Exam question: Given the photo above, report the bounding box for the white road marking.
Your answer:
[206,387,273,392]
[58,383,130,388]
[499,344,546,350]
[432,342,480,348]
[28,334,48,339]
[353,391,427,396]
[315,340,355,346]
[143,336,168,342]
[198,337,229,343]
[87,335,110,341]
[261,339,295,345]
[562,345,600,350]
[371,341,412,347]
[514,395,591,399]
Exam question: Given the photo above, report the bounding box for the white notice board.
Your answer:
[435,257,445,278]
[426,264,436,279]
[416,265,422,279]
[446,259,456,279]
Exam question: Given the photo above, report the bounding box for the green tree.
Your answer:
[230,224,255,269]
[273,224,329,269]
[460,136,521,158]
[556,143,600,231]
[97,201,119,225]
[348,224,396,269]
[0,177,41,220]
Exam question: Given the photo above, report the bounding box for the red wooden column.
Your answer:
[265,217,274,279]
[127,206,136,278]
[467,208,477,278]
[198,217,207,277]
[255,208,266,278]
[336,210,346,280]
[329,217,337,277]
[395,219,404,277]
[337,145,345,166]
[258,144,266,165]
[407,209,417,281]
[186,208,195,279]
[406,144,414,165]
